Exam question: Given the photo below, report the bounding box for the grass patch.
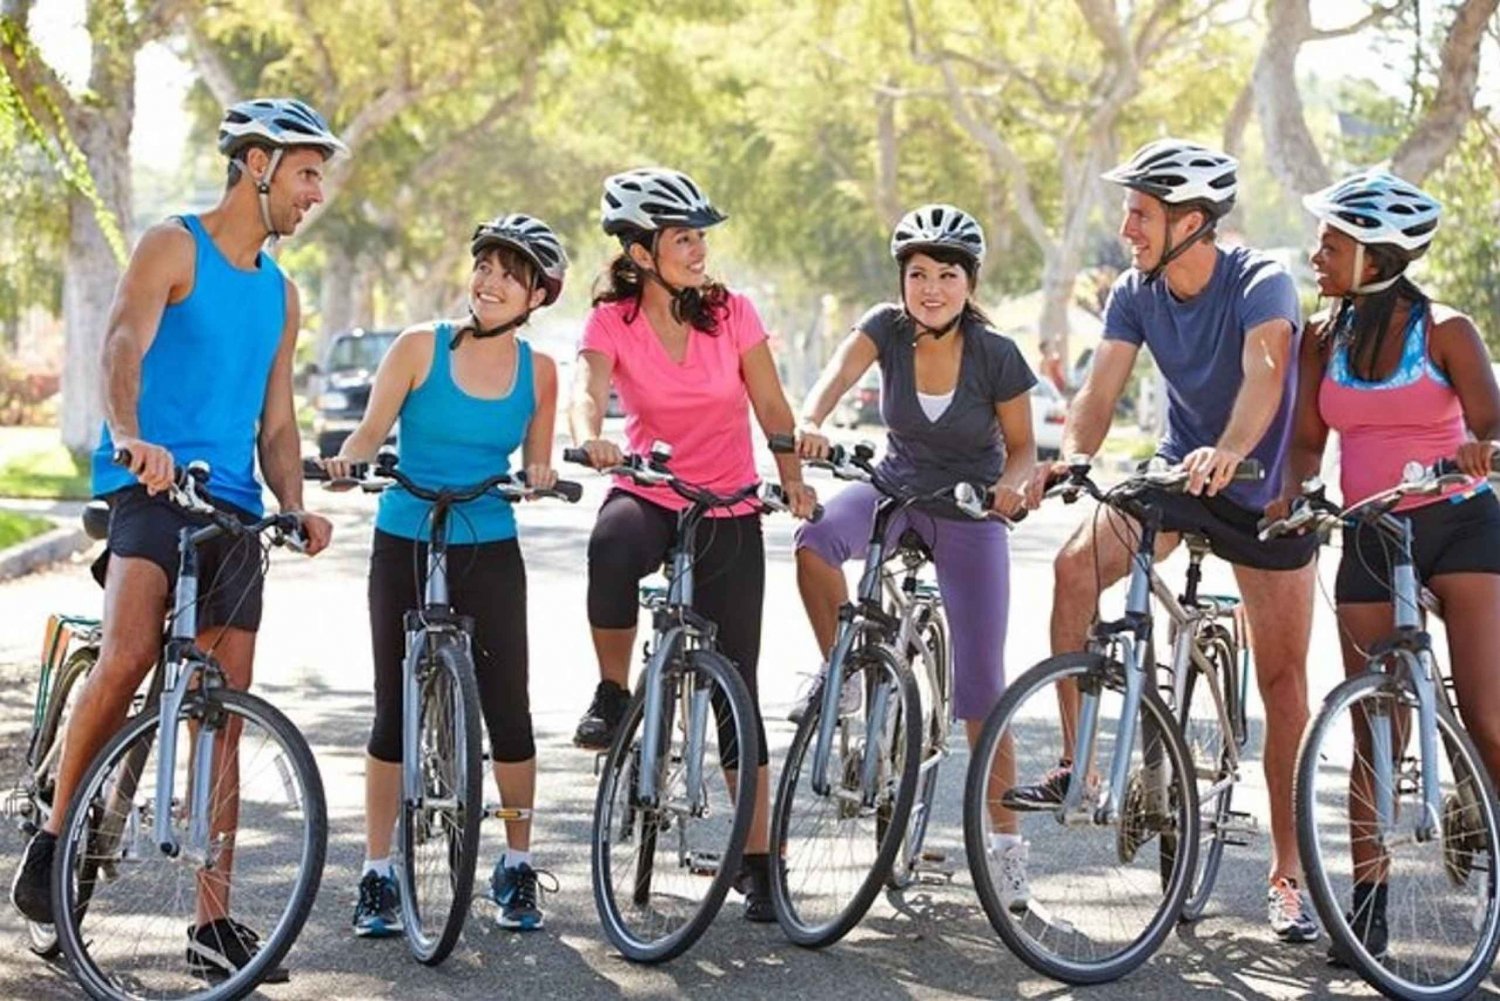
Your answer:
[0,509,54,549]
[0,445,91,499]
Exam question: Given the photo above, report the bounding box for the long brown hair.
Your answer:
[591,227,731,334]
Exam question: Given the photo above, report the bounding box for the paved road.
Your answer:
[0,456,1492,1000]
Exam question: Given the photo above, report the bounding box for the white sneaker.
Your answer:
[992,840,1030,914]
[788,664,862,722]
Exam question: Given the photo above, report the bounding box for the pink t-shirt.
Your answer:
[581,293,767,516]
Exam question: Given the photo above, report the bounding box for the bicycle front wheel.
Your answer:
[54,688,326,1001]
[769,641,921,946]
[1298,671,1500,1001]
[963,652,1197,985]
[592,647,758,963]
[398,639,484,965]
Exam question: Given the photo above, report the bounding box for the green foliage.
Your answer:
[1423,122,1500,352]
[0,509,52,549]
[0,445,89,500]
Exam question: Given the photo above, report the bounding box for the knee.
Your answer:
[1052,543,1093,596]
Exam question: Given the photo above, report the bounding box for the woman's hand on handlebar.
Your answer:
[318,454,366,489]
[990,483,1026,518]
[577,438,624,470]
[782,480,819,520]
[523,462,558,495]
[795,422,831,461]
[1024,461,1068,509]
[1454,440,1500,480]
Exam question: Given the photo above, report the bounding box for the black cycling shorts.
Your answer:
[1145,489,1319,572]
[1336,488,1500,604]
[90,486,266,632]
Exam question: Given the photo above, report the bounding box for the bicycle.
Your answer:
[308,451,581,965]
[963,457,1260,984]
[767,440,1001,948]
[4,502,111,958]
[564,440,802,963]
[51,453,326,1001]
[1264,459,1500,1001]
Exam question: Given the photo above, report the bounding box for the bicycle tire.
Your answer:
[964,651,1197,985]
[769,641,921,946]
[1172,626,1238,922]
[54,688,325,1001]
[592,647,758,963]
[887,613,949,891]
[1297,671,1500,1001]
[398,638,484,966]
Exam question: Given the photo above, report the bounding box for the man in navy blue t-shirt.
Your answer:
[1015,139,1322,944]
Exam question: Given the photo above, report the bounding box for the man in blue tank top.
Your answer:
[1012,140,1323,944]
[11,98,345,982]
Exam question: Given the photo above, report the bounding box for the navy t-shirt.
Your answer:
[1102,246,1301,510]
[858,304,1036,511]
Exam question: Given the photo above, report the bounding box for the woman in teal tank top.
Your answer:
[323,214,567,934]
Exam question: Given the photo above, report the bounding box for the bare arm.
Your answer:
[1061,339,1138,458]
[1431,307,1500,478]
[741,341,805,492]
[101,223,195,491]
[990,393,1035,517]
[798,331,879,428]
[522,349,559,487]
[1218,318,1295,457]
[258,279,306,513]
[1280,320,1331,498]
[567,349,623,469]
[334,329,426,463]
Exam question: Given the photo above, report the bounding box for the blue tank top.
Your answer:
[375,324,536,544]
[92,215,286,515]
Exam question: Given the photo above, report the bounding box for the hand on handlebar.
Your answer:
[990,483,1026,519]
[1182,445,1246,498]
[115,438,176,496]
[283,510,332,555]
[1024,461,1069,509]
[794,424,831,461]
[781,480,819,520]
[577,439,624,470]
[1453,440,1500,480]
[523,463,558,495]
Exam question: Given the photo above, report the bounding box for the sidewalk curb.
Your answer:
[0,520,91,582]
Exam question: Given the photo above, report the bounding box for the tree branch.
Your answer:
[178,16,242,107]
[1390,0,1499,181]
[289,0,339,102]
[1309,2,1403,41]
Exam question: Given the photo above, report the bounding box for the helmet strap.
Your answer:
[1348,242,1403,295]
[452,311,527,348]
[1143,209,1212,286]
[254,147,286,242]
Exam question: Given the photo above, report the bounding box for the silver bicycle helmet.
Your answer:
[471,213,569,306]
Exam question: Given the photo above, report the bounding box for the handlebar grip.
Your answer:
[563,447,590,466]
[1233,459,1264,482]
[767,432,796,454]
[302,457,330,481]
[1431,456,1500,477]
[113,447,132,468]
[808,502,824,523]
[553,480,584,503]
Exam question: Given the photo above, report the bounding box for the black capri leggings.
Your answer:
[586,490,767,767]
[367,528,534,764]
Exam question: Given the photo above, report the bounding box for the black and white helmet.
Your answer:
[471,214,568,306]
[1102,138,1237,215]
[600,168,726,238]
[217,98,347,159]
[1302,170,1440,255]
[890,204,986,269]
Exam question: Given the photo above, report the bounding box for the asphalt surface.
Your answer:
[0,448,1494,1000]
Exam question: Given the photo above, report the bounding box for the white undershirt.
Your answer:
[916,389,954,422]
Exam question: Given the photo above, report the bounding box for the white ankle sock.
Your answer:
[990,833,1022,852]
[503,850,532,870]
[363,857,393,878]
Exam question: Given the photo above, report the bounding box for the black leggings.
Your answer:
[367,529,534,763]
[587,490,767,767]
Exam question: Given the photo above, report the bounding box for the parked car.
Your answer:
[307,327,398,456]
[1030,379,1066,460]
[831,370,882,428]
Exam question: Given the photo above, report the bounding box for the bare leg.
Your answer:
[592,627,635,690]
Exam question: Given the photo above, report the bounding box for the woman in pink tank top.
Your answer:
[567,168,817,922]
[1277,170,1500,960]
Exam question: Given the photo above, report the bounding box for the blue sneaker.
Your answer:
[491,861,553,931]
[352,870,403,938]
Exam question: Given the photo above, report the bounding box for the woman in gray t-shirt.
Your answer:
[792,204,1038,906]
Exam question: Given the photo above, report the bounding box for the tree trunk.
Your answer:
[874,87,901,227]
[1251,0,1330,198]
[1389,0,1499,182]
[320,243,356,354]
[59,105,132,456]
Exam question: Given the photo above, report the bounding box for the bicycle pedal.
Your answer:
[686,851,721,877]
[482,803,532,822]
[912,853,958,882]
[592,751,607,777]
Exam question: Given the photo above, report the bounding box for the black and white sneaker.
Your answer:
[574,681,630,749]
[185,917,289,983]
[10,829,56,925]
[352,870,403,938]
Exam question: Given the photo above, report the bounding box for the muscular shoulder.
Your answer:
[130,220,197,278]
[1427,301,1482,350]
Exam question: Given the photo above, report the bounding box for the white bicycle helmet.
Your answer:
[1102,138,1237,215]
[217,98,347,159]
[600,168,726,238]
[1302,170,1440,255]
[889,204,986,268]
[471,214,569,306]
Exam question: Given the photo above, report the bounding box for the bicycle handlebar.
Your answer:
[304,454,582,504]
[115,448,308,550]
[562,443,813,518]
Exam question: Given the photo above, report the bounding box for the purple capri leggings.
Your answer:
[794,481,1012,721]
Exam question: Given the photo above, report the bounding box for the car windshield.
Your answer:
[327,332,396,372]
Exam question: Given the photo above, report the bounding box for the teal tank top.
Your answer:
[375,323,536,544]
[92,215,286,515]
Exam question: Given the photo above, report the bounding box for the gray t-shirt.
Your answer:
[859,304,1036,510]
[1102,246,1301,510]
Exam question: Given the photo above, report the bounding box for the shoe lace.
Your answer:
[1269,878,1305,919]
[356,874,384,918]
[510,866,559,911]
[998,844,1028,891]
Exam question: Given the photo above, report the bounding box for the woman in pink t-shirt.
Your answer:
[567,168,816,921]
[1278,171,1500,961]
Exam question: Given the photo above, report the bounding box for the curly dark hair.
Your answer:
[592,227,731,334]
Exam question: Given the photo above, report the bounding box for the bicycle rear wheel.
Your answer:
[964,651,1197,984]
[592,648,758,963]
[398,639,484,965]
[1298,671,1500,1001]
[54,688,325,1001]
[769,641,920,946]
